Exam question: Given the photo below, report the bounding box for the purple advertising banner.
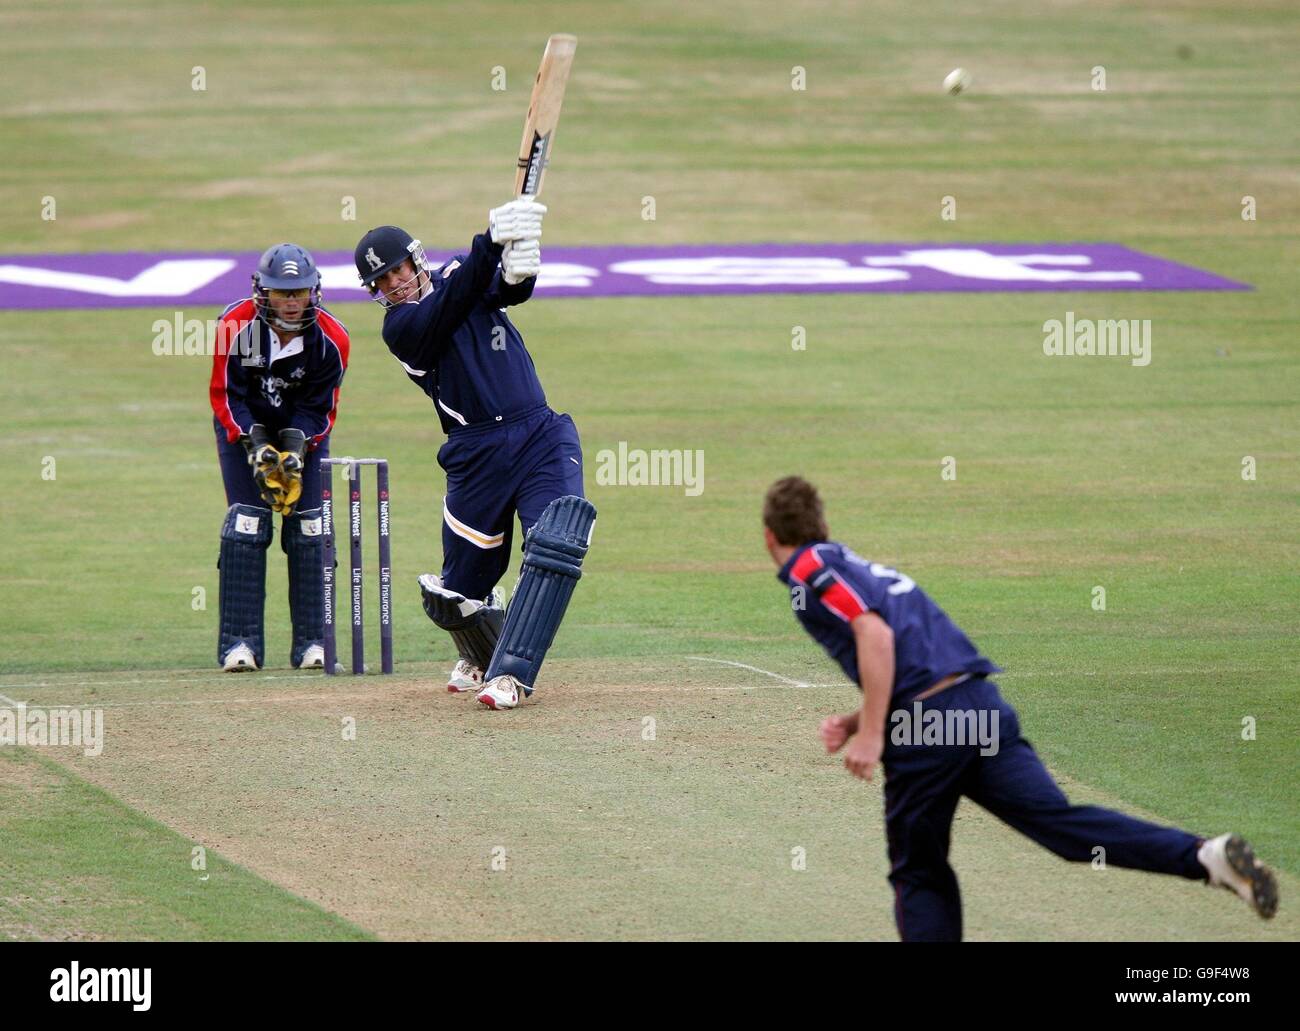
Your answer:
[0,242,1247,310]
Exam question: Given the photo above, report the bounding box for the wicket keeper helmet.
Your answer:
[252,242,321,331]
[354,225,431,308]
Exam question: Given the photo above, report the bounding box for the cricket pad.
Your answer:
[218,503,273,666]
[283,506,324,667]
[485,495,596,693]
[419,574,505,671]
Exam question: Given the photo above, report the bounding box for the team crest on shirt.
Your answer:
[259,373,301,408]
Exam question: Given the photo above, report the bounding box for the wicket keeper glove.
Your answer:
[277,429,307,471]
[270,429,307,516]
[242,424,281,506]
[243,424,277,470]
[262,466,299,515]
[502,239,541,284]
[488,197,546,244]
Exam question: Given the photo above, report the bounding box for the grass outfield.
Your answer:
[1,0,1297,939]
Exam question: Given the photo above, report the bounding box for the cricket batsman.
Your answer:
[353,198,593,711]
[209,244,349,672]
[763,475,1278,941]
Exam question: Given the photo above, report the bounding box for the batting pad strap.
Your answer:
[520,540,587,578]
[485,495,595,691]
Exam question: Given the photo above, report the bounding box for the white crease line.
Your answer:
[2,663,837,696]
[0,673,321,691]
[685,656,840,689]
[0,665,1262,694]
[0,692,393,710]
[0,681,845,711]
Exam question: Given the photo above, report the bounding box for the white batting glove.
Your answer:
[489,196,546,244]
[501,239,541,284]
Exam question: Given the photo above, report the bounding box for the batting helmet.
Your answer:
[354,225,431,307]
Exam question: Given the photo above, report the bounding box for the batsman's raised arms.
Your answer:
[515,33,576,198]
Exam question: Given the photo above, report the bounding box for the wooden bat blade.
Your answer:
[515,33,577,197]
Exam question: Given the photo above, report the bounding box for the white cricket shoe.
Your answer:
[222,643,259,672]
[476,674,523,710]
[1198,834,1278,919]
[447,659,484,694]
[298,644,325,670]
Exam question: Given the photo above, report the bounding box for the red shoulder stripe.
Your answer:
[313,308,351,447]
[790,547,823,584]
[790,546,867,623]
[208,298,257,443]
[821,580,866,623]
[317,308,351,370]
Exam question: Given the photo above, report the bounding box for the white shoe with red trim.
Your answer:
[447,659,484,694]
[475,674,522,710]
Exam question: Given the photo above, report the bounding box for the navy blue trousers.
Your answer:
[436,405,584,601]
[882,677,1206,942]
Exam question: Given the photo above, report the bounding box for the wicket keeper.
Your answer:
[353,198,593,710]
[210,244,349,672]
[763,475,1278,941]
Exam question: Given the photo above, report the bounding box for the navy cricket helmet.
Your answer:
[354,225,431,307]
[251,242,321,330]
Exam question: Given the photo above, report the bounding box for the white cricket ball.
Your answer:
[943,68,972,95]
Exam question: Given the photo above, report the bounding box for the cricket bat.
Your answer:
[515,34,577,198]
